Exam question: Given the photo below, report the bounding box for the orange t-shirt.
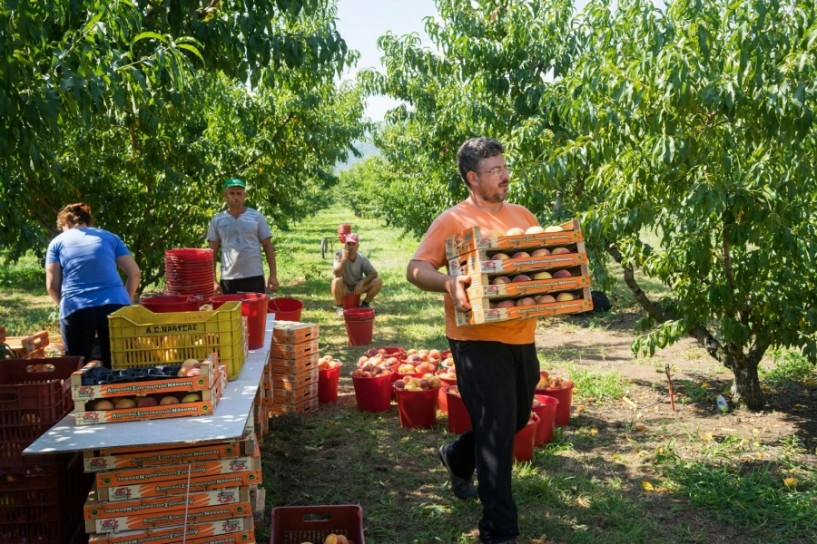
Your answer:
[411,200,540,344]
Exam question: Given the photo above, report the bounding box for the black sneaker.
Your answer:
[360,301,370,308]
[438,444,478,500]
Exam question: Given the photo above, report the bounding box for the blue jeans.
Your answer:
[61,304,126,369]
[446,339,540,544]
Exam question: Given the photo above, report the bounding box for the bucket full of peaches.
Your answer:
[350,358,393,412]
[392,374,441,429]
[535,371,574,426]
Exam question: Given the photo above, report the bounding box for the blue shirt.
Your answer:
[46,228,133,318]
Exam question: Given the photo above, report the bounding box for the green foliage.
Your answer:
[0,0,367,288]
[365,0,817,408]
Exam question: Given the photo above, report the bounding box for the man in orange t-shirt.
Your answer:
[407,137,540,544]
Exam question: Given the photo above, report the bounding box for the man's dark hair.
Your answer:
[456,137,504,187]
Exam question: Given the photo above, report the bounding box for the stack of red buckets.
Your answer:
[164,248,215,302]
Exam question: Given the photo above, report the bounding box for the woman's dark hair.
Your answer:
[56,202,94,229]
[456,137,505,186]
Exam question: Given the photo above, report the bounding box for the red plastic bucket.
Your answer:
[318,365,341,404]
[342,293,361,309]
[436,375,457,414]
[268,297,303,322]
[337,223,352,243]
[513,413,540,463]
[343,307,374,346]
[537,379,574,426]
[445,386,472,434]
[211,293,269,350]
[141,295,200,313]
[352,373,392,412]
[394,386,439,429]
[532,395,559,447]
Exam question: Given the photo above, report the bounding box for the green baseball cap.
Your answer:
[223,178,246,189]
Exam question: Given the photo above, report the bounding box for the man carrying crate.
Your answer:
[406,137,540,544]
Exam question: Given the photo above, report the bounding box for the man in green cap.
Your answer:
[207,178,279,295]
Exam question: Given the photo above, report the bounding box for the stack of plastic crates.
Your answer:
[0,356,90,544]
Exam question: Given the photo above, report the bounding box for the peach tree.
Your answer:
[363,0,817,409]
[0,0,366,287]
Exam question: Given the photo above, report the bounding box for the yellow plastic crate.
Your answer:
[108,302,246,380]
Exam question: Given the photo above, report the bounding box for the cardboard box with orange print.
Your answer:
[95,453,260,488]
[83,439,250,473]
[272,321,319,344]
[87,499,252,534]
[95,468,263,502]
[87,519,254,544]
[84,486,250,520]
[445,219,584,259]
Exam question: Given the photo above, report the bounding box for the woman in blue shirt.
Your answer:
[45,203,141,368]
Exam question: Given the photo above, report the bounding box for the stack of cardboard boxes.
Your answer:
[266,321,321,416]
[80,419,262,544]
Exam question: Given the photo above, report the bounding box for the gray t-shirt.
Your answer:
[206,208,272,280]
[334,251,376,290]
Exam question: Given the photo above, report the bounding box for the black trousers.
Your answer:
[446,339,540,544]
[220,275,265,295]
[61,303,126,369]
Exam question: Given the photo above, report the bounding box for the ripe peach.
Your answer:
[544,225,564,232]
[505,227,525,236]
[493,300,516,308]
[525,226,546,234]
[536,294,556,304]
[556,292,575,301]
[552,269,572,278]
[551,247,571,255]
[136,396,159,408]
[114,397,136,409]
[181,393,201,403]
[517,297,537,306]
[511,274,531,283]
[160,395,180,405]
[531,248,551,257]
[492,276,511,285]
[512,251,530,259]
[492,252,510,261]
[532,271,552,280]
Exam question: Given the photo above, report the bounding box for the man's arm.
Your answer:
[406,259,472,311]
[208,240,221,293]
[261,238,279,292]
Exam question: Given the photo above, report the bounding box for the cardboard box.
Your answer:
[83,441,247,473]
[88,500,251,533]
[466,266,591,300]
[89,523,254,544]
[269,338,319,359]
[73,376,223,425]
[84,486,249,519]
[272,382,318,402]
[95,470,263,502]
[455,287,593,326]
[272,321,319,344]
[269,367,319,392]
[445,219,583,258]
[71,356,220,401]
[268,395,319,416]
[268,352,319,375]
[449,245,587,278]
[96,455,260,488]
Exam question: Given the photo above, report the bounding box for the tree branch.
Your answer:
[606,243,669,323]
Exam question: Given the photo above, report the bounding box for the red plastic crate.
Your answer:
[0,451,91,544]
[270,505,364,544]
[0,356,84,463]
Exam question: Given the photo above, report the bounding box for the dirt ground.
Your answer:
[262,310,816,543]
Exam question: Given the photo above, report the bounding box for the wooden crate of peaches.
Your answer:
[447,222,594,326]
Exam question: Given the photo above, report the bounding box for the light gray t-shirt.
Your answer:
[207,208,272,280]
[334,251,376,290]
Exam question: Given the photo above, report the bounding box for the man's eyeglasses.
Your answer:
[477,166,512,176]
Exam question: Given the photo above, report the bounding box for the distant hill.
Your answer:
[335,138,381,172]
